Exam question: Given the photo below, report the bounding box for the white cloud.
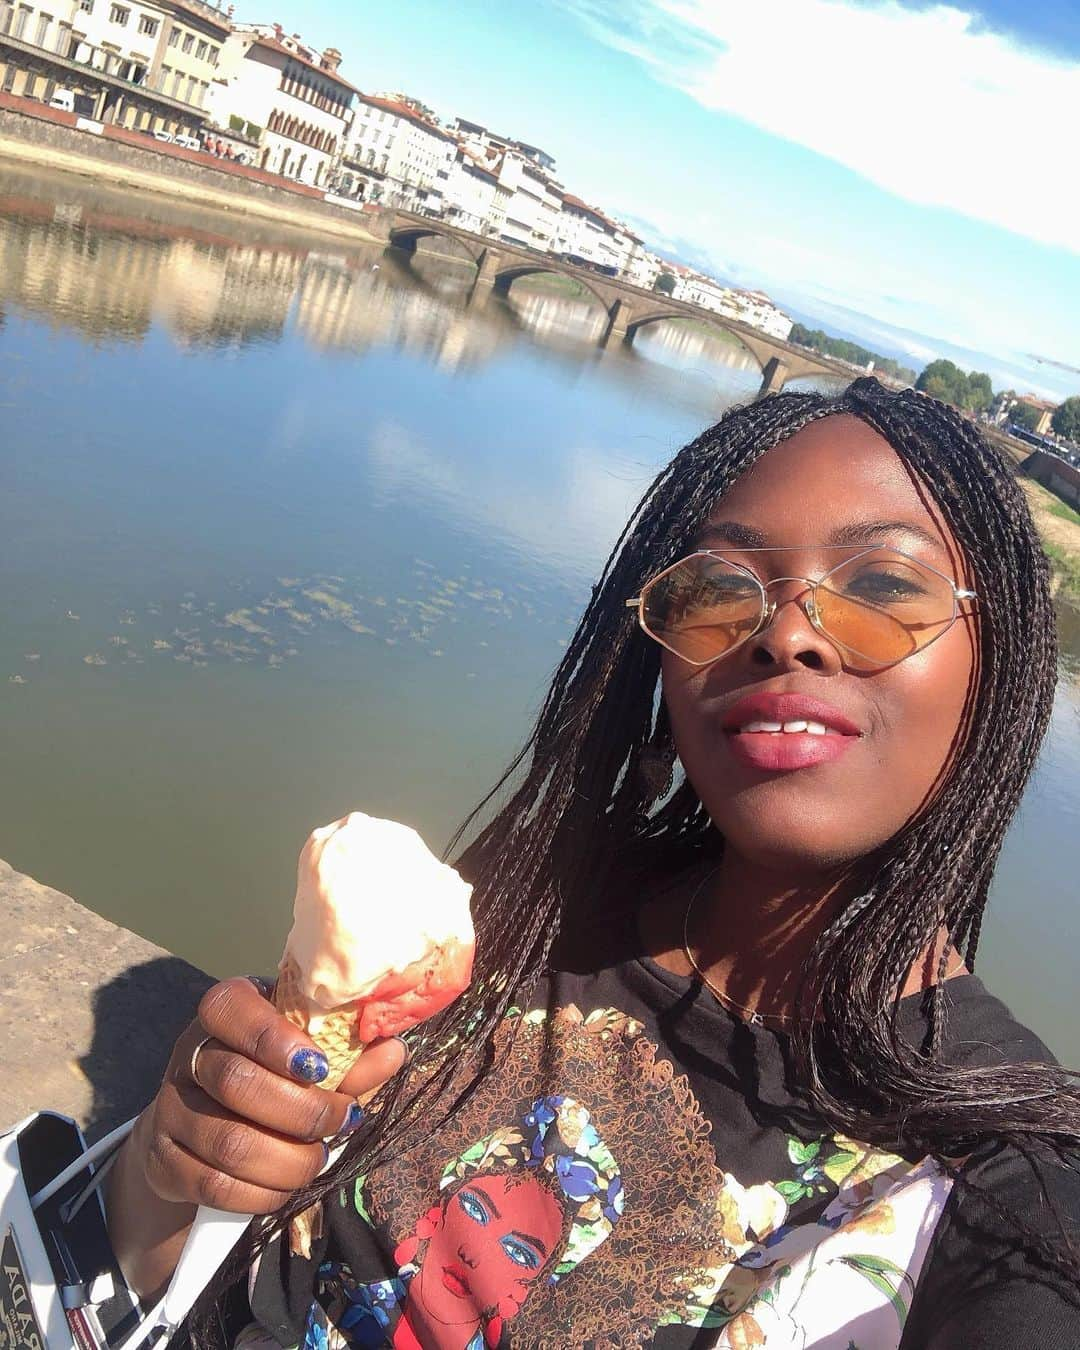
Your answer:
[561,0,1080,254]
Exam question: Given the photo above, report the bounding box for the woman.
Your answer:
[107,378,1080,1348]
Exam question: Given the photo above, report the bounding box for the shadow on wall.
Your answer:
[78,956,213,1143]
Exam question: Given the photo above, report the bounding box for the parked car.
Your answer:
[153,129,175,144]
[174,133,200,151]
[49,89,75,113]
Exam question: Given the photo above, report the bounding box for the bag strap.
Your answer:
[30,1117,137,1211]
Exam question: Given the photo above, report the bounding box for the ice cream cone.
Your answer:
[274,955,365,1090]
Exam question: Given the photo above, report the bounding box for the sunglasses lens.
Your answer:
[815,552,957,665]
[641,556,763,663]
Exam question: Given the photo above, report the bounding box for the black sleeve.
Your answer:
[903,1143,1080,1349]
[249,1227,330,1348]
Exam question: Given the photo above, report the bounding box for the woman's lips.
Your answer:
[722,691,862,773]
[726,729,855,772]
[441,1265,472,1299]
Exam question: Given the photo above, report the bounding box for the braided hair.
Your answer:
[190,377,1077,1344]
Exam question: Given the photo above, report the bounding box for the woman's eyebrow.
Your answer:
[694,519,945,550]
[694,521,768,548]
[470,1183,500,1218]
[825,519,945,550]
[511,1229,550,1257]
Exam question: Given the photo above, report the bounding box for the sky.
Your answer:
[233,0,1079,398]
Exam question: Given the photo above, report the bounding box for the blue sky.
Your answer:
[235,1,1079,397]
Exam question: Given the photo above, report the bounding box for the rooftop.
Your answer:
[358,92,457,142]
[235,24,363,96]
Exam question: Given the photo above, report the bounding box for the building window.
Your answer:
[195,38,206,59]
[109,4,128,25]
[167,24,178,45]
[185,74,196,102]
[12,5,30,38]
[138,14,156,36]
[208,44,218,65]
[181,31,193,53]
[35,11,51,45]
[79,0,93,10]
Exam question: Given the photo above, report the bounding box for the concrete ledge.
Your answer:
[0,859,212,1142]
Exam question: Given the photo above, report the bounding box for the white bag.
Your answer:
[0,1110,140,1349]
[0,1111,257,1350]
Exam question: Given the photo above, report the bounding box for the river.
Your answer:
[1,163,1077,1059]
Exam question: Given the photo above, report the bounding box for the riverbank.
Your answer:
[1023,480,1080,607]
[0,858,210,1140]
[0,92,381,248]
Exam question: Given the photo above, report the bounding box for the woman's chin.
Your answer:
[715,815,878,875]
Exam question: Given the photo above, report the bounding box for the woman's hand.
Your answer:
[107,976,407,1297]
[134,976,404,1213]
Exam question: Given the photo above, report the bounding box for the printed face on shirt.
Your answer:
[412,1172,565,1330]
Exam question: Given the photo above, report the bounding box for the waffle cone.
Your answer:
[275,957,366,1257]
[274,956,365,1090]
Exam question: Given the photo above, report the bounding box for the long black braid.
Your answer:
[189,377,1077,1344]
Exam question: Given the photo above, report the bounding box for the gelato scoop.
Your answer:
[275,812,475,1082]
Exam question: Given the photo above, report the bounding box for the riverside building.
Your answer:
[441,144,509,235]
[208,22,357,188]
[0,0,229,137]
[343,92,455,210]
[450,117,564,252]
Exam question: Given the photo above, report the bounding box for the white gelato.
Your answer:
[281,812,475,1010]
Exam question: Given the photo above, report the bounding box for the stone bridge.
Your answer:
[368,208,861,396]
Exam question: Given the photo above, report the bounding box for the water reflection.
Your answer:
[0,164,766,401]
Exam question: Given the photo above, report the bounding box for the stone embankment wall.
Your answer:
[1023,450,1080,512]
[0,859,211,1143]
[0,92,387,246]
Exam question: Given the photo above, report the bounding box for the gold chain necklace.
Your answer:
[681,865,793,1029]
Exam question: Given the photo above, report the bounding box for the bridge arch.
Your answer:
[387,224,485,266]
[491,263,614,315]
[624,309,765,370]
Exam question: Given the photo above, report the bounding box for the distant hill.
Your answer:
[787,323,917,385]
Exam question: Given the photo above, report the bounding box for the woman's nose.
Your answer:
[748,586,842,673]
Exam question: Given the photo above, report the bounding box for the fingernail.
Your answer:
[344,1103,365,1133]
[289,1048,329,1083]
[392,1035,413,1065]
[322,1141,332,1165]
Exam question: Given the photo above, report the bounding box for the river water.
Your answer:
[1,164,1077,1059]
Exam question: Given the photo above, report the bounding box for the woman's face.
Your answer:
[412,1172,564,1330]
[661,414,978,872]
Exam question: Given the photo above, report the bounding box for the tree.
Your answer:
[1010,402,1041,432]
[916,359,966,405]
[788,322,915,384]
[654,270,676,296]
[964,371,994,415]
[1051,396,1080,442]
[915,359,995,413]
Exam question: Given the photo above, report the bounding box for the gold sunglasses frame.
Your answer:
[625,545,977,670]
